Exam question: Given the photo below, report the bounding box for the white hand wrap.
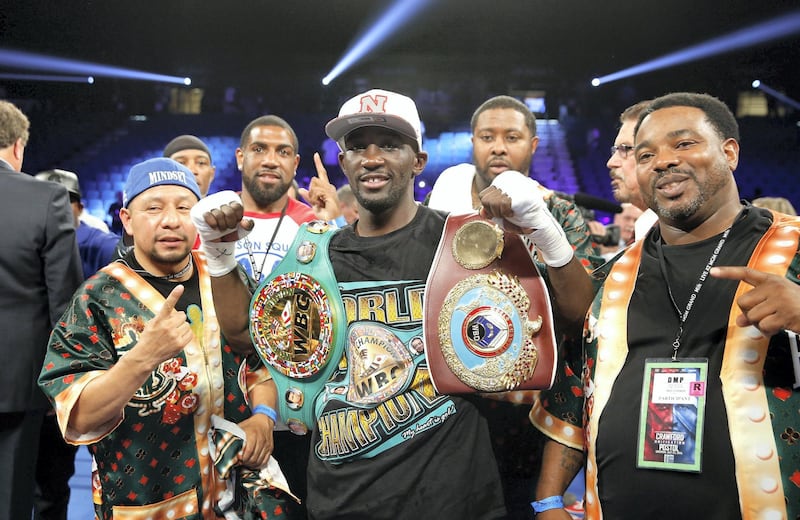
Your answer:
[490,171,574,268]
[190,190,251,277]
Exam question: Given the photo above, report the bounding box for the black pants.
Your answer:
[33,413,77,520]
[0,409,44,520]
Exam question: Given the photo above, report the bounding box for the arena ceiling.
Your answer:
[1,0,799,109]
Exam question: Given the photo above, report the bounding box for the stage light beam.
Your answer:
[0,72,95,83]
[753,80,800,111]
[322,0,429,86]
[592,10,800,86]
[0,48,190,85]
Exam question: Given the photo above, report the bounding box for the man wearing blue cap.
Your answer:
[39,158,295,519]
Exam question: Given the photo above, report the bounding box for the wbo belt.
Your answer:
[250,221,345,434]
[423,212,557,394]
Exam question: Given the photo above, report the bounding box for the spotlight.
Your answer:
[0,48,190,85]
[752,80,800,111]
[0,72,94,83]
[591,78,600,87]
[322,0,430,85]
[592,10,800,86]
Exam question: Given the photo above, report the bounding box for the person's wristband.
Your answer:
[198,240,238,277]
[252,404,278,424]
[531,495,564,514]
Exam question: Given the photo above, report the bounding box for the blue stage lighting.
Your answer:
[592,10,800,86]
[0,72,95,83]
[322,0,429,85]
[753,80,800,111]
[0,48,190,85]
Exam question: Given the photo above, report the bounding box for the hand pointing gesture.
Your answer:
[132,284,195,368]
[710,266,800,336]
[298,152,342,222]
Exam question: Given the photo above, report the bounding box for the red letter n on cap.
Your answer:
[359,94,388,113]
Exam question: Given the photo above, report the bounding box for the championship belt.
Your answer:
[423,212,557,394]
[250,221,345,434]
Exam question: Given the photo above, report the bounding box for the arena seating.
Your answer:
[24,111,800,227]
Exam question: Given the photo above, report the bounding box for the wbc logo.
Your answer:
[359,94,388,113]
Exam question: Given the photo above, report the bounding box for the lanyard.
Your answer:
[655,226,732,360]
[244,199,288,282]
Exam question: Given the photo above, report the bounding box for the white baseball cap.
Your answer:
[325,88,422,151]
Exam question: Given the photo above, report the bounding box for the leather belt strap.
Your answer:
[423,212,557,393]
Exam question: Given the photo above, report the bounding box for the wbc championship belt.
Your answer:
[249,221,345,434]
[423,212,557,394]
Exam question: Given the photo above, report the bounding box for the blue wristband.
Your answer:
[252,404,278,424]
[531,495,564,514]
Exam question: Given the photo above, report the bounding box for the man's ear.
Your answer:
[529,135,540,157]
[413,151,428,177]
[119,207,134,237]
[722,138,739,172]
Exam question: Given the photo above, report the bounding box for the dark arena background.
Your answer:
[2,1,799,517]
[3,1,799,221]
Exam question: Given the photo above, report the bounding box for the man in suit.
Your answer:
[0,100,83,519]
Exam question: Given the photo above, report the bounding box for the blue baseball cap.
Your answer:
[123,158,201,207]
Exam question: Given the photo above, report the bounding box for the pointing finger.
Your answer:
[159,285,185,316]
[313,152,329,183]
[710,266,770,286]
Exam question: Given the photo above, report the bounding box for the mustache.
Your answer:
[655,167,693,179]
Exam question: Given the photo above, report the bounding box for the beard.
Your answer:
[243,172,291,208]
[650,161,730,222]
[472,152,532,188]
[144,243,192,274]
[352,181,408,215]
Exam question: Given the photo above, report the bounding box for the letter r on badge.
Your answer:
[689,381,705,396]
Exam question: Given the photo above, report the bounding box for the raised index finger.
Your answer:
[158,284,185,316]
[313,152,329,183]
[710,266,770,286]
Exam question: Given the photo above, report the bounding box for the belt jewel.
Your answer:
[439,271,543,391]
[250,271,334,379]
[452,219,504,269]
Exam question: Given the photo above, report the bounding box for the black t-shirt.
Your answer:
[305,206,506,520]
[119,251,201,310]
[596,206,771,519]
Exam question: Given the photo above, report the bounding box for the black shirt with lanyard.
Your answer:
[595,205,771,520]
[118,251,201,312]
